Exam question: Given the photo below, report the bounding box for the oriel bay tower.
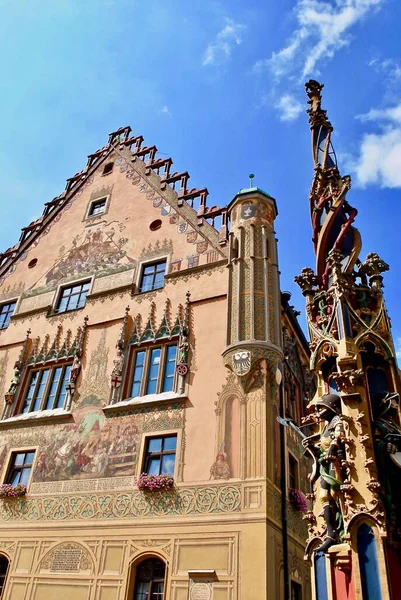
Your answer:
[0,127,311,600]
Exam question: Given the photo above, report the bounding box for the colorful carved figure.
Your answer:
[373,392,401,536]
[303,393,345,552]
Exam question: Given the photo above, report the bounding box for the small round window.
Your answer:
[28,258,38,269]
[150,219,162,231]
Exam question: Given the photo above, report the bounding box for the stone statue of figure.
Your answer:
[178,335,189,365]
[5,362,22,403]
[70,354,82,384]
[373,392,401,536]
[303,393,345,552]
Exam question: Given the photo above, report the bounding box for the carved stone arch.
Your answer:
[0,541,16,560]
[304,537,323,561]
[36,540,95,574]
[357,332,394,360]
[347,512,385,539]
[310,340,338,370]
[126,551,169,600]
[128,548,170,567]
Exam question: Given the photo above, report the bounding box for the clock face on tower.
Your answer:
[241,204,257,219]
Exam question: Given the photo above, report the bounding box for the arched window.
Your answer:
[0,555,9,598]
[133,558,166,600]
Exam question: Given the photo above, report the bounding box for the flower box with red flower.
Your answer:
[0,484,27,498]
[136,473,175,492]
[289,488,308,512]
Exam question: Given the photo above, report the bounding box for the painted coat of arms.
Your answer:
[232,350,252,376]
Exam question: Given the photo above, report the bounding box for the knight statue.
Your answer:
[373,391,401,537]
[303,393,345,552]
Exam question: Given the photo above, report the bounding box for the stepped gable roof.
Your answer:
[0,126,229,279]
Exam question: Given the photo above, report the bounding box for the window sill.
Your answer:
[103,391,187,413]
[48,305,86,318]
[0,408,73,428]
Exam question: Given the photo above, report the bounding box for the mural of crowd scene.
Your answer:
[26,218,136,295]
[0,402,184,483]
[34,406,142,482]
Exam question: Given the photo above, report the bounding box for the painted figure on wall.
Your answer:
[46,221,133,286]
[33,406,142,481]
[373,391,401,536]
[210,443,230,480]
[303,393,345,552]
[24,219,135,296]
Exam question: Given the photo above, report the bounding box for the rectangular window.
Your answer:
[288,454,299,490]
[128,345,177,398]
[0,301,16,329]
[139,260,167,293]
[56,281,90,313]
[89,198,107,216]
[20,365,72,414]
[6,451,35,486]
[291,581,302,600]
[144,435,177,476]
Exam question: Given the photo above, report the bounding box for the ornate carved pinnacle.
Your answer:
[331,369,364,392]
[360,252,389,278]
[117,306,130,350]
[294,267,318,295]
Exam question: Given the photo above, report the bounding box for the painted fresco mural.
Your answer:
[0,402,184,483]
[26,218,136,296]
[34,406,140,481]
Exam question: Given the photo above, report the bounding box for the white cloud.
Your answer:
[352,103,401,188]
[395,337,401,363]
[202,18,245,67]
[276,94,304,121]
[262,0,383,80]
[160,105,172,117]
[368,57,401,80]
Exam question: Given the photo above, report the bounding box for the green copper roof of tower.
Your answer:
[228,186,278,217]
[237,186,273,199]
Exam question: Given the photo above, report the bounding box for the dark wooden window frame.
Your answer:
[138,259,167,293]
[0,301,17,330]
[5,450,35,486]
[17,362,72,415]
[124,342,178,399]
[0,554,10,599]
[290,579,302,600]
[133,557,166,600]
[102,162,114,175]
[88,197,107,217]
[288,452,299,490]
[55,280,91,313]
[143,434,178,476]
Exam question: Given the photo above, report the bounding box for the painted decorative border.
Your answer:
[0,484,241,522]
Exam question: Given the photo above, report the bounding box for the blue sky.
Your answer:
[1,0,401,353]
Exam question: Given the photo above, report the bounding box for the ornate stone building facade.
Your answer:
[298,82,401,600]
[0,128,311,600]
